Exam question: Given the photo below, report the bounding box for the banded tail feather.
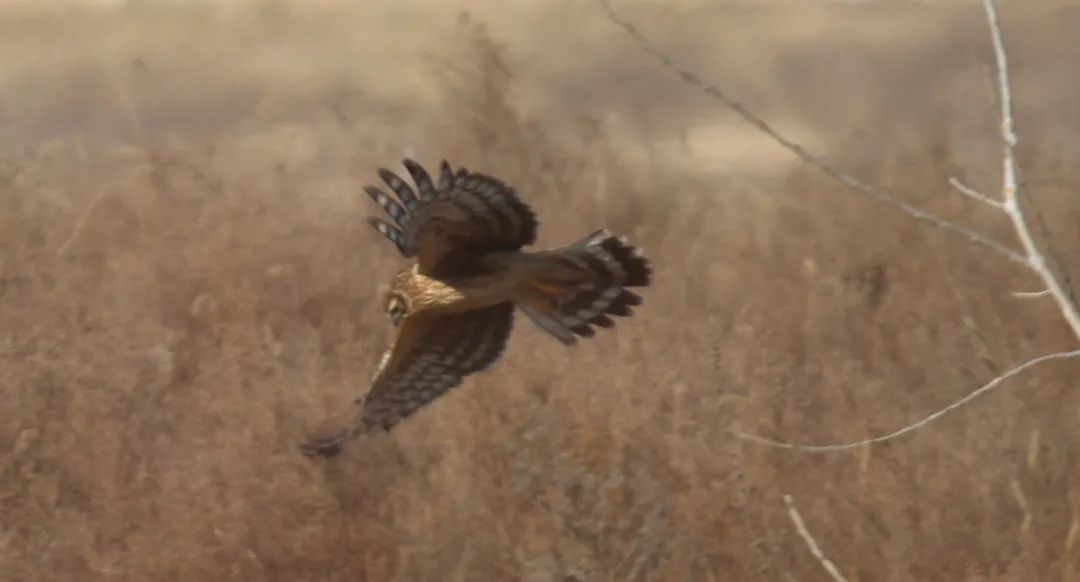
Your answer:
[520,229,651,346]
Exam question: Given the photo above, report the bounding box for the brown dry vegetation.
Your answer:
[3,1,1080,580]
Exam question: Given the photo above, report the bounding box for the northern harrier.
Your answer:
[301,159,651,457]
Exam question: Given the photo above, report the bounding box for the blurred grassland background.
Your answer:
[2,0,1080,580]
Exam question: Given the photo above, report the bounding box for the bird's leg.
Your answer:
[529,279,569,297]
[526,278,574,309]
[522,279,567,313]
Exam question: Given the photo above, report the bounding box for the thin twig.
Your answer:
[1021,182,1080,315]
[1012,289,1051,299]
[1009,475,1033,537]
[598,0,1026,265]
[731,350,1080,452]
[948,176,1004,209]
[980,0,1080,342]
[56,191,108,258]
[783,495,848,582]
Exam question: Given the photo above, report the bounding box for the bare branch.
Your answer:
[948,176,1004,209]
[783,495,848,582]
[980,0,1080,342]
[983,0,1018,189]
[731,350,1080,452]
[598,0,1026,265]
[1012,289,1051,299]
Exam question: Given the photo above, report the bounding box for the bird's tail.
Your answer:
[518,229,651,345]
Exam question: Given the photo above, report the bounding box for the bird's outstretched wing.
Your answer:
[300,302,515,457]
[363,159,538,276]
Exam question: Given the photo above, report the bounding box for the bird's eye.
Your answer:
[386,296,407,324]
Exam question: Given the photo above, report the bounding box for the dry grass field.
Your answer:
[3,1,1080,580]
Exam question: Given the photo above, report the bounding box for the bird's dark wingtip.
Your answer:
[300,434,346,458]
